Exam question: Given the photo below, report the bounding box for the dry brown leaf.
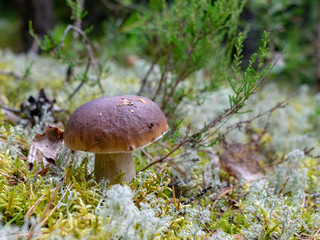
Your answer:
[28,126,64,170]
[219,143,262,182]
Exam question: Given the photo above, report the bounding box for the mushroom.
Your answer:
[63,95,168,182]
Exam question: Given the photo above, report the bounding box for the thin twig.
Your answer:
[139,52,280,172]
[278,177,290,197]
[223,100,288,136]
[138,51,162,95]
[197,216,216,233]
[139,103,242,172]
[0,103,21,113]
[55,25,104,94]
[309,192,320,198]
[0,170,24,183]
[68,59,91,101]
[304,147,317,158]
[258,228,264,240]
[38,180,63,223]
[141,149,155,162]
[26,181,61,240]
[164,88,193,120]
[170,162,186,178]
[262,153,286,169]
[253,48,285,93]
[25,194,46,222]
[161,152,193,163]
[38,183,74,228]
[0,70,30,80]
[116,0,147,12]
[211,187,233,211]
[26,182,73,240]
[161,36,199,110]
[172,185,176,209]
[152,49,173,101]
[182,186,213,205]
[159,162,168,173]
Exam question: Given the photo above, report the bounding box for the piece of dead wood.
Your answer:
[20,89,58,126]
[1,108,21,124]
[1,89,64,126]
[219,143,262,182]
[28,126,64,170]
[182,186,213,205]
[0,170,24,184]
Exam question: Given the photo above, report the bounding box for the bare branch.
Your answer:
[139,53,278,171]
[160,36,199,110]
[139,103,241,172]
[138,51,162,95]
[0,70,28,80]
[152,50,173,101]
[68,58,91,101]
[222,100,288,136]
[0,103,21,113]
[182,185,213,205]
[55,24,104,94]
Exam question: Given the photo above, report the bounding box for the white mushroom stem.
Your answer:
[94,152,136,182]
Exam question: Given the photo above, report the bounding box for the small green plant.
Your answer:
[228,31,270,110]
[29,0,104,100]
[137,0,246,118]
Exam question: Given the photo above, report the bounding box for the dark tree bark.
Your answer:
[13,0,55,52]
[316,0,320,90]
[30,0,55,36]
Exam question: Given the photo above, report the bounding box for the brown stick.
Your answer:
[139,45,282,172]
[38,183,74,228]
[172,185,176,209]
[160,37,199,110]
[25,194,46,221]
[139,105,240,172]
[38,181,63,223]
[138,51,162,95]
[223,100,288,136]
[278,177,290,197]
[211,187,233,211]
[68,58,91,101]
[152,49,173,101]
[26,183,73,240]
[316,0,320,91]
[55,25,104,94]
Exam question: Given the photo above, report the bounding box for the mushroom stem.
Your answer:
[94,153,136,182]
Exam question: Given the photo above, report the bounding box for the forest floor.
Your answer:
[0,49,320,239]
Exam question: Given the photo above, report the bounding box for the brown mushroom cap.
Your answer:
[64,95,168,153]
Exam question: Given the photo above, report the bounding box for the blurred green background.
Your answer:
[0,0,319,86]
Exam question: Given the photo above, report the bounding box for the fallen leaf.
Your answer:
[219,143,261,182]
[28,126,64,170]
[1,108,21,124]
